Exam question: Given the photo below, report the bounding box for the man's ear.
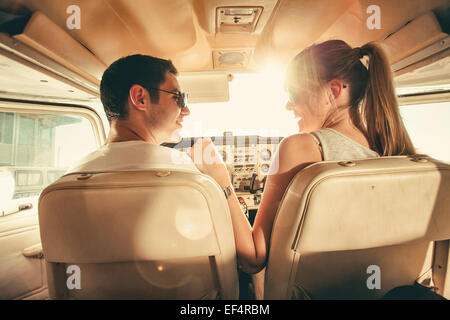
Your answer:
[129,84,148,111]
[328,79,344,100]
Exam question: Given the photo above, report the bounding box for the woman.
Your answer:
[189,40,416,274]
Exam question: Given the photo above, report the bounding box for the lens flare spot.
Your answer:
[175,208,213,240]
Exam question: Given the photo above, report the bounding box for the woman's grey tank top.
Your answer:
[311,128,379,161]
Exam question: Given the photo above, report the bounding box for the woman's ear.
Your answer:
[129,84,148,111]
[328,79,344,100]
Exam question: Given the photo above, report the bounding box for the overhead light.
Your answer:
[216,6,263,34]
[213,49,252,70]
[219,52,245,65]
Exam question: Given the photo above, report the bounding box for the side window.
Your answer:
[0,111,98,200]
[399,102,450,163]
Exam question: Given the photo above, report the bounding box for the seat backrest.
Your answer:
[265,156,450,299]
[38,169,238,299]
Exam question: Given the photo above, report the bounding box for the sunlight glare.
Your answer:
[181,63,298,138]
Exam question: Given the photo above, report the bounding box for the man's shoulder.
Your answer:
[66,141,198,174]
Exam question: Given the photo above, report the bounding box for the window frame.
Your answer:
[0,99,106,200]
[0,99,106,147]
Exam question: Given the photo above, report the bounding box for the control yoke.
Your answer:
[249,173,266,194]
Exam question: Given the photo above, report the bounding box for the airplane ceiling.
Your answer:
[0,0,448,74]
[0,0,448,103]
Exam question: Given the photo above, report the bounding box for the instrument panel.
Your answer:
[165,133,282,213]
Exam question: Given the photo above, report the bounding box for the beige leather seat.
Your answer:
[265,156,450,299]
[38,168,238,299]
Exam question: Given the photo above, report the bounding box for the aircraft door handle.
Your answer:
[23,243,44,259]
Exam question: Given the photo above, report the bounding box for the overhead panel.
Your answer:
[395,52,450,90]
[383,12,448,66]
[198,0,277,35]
[255,0,449,68]
[0,0,211,71]
[0,51,97,101]
[212,6,264,71]
[216,6,263,34]
[393,41,450,87]
[12,11,106,84]
[197,0,277,71]
[395,54,450,105]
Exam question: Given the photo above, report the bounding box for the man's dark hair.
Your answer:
[100,54,178,121]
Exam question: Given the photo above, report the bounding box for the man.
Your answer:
[48,54,238,300]
[68,54,195,173]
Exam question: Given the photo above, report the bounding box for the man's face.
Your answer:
[148,72,190,143]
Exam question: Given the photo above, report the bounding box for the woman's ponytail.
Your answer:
[360,42,415,156]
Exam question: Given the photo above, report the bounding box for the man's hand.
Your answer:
[188,138,231,188]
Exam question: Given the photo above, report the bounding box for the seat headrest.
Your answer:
[274,156,450,252]
[38,169,233,263]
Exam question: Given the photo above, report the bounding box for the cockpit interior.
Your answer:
[0,0,449,303]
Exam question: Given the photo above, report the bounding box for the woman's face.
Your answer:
[285,87,332,133]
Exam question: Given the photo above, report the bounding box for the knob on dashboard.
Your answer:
[219,150,227,162]
[260,148,271,161]
[261,163,270,174]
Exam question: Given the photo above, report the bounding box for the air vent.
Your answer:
[216,6,263,34]
[213,49,252,70]
[219,52,245,65]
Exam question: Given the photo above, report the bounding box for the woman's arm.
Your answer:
[190,134,321,274]
[243,133,322,273]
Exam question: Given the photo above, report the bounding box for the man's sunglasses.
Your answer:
[153,88,188,109]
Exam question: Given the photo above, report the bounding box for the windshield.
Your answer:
[180,71,297,138]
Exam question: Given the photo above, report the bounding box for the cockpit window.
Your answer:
[0,111,98,200]
[400,102,450,162]
[180,72,297,138]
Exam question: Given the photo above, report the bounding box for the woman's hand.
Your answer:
[188,138,231,188]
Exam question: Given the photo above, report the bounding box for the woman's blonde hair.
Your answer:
[285,40,415,156]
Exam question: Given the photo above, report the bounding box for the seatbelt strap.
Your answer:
[309,132,323,161]
[432,240,450,298]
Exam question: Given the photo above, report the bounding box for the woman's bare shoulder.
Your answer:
[280,133,321,156]
[272,133,322,174]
